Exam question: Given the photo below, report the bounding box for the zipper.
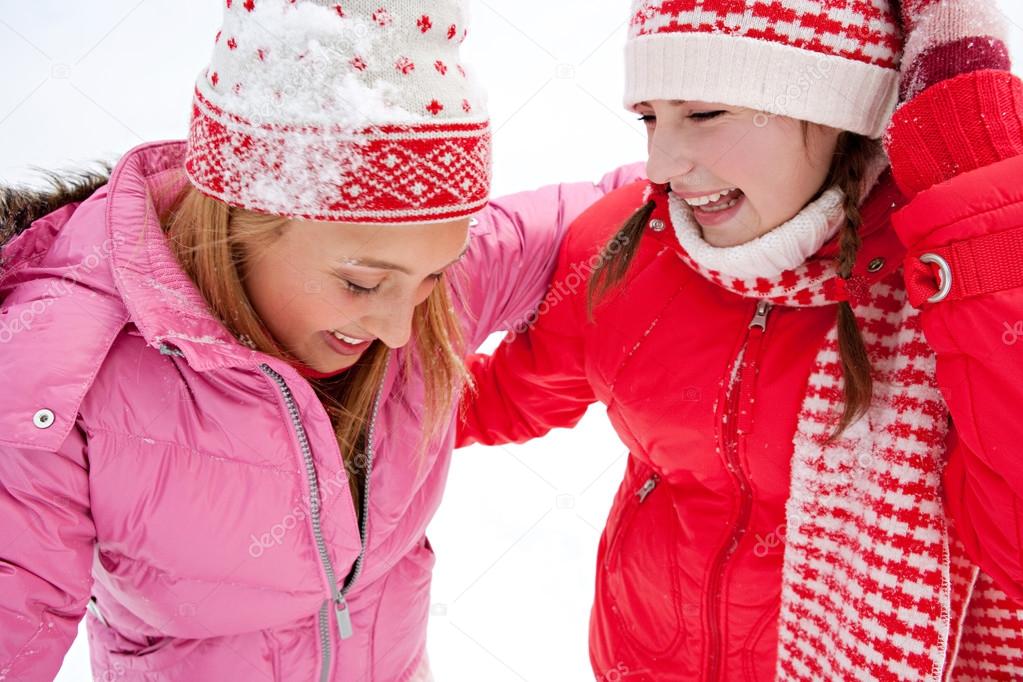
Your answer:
[738,300,770,435]
[86,596,108,627]
[335,354,389,637]
[605,472,661,575]
[704,300,771,682]
[259,356,389,682]
[636,474,659,503]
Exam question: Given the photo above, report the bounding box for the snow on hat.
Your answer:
[184,0,490,224]
[623,0,903,138]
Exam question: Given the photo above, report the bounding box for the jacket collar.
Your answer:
[644,168,910,301]
[107,140,262,372]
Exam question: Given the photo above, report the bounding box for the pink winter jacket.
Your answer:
[0,140,642,682]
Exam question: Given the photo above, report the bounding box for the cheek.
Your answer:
[678,124,750,179]
[244,261,298,327]
[720,128,806,219]
[316,283,371,325]
[249,272,351,337]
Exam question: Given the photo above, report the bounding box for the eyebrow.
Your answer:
[342,243,471,276]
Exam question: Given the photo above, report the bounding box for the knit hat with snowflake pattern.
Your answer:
[623,0,903,139]
[184,0,490,224]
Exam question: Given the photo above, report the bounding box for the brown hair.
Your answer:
[158,180,471,508]
[587,127,881,443]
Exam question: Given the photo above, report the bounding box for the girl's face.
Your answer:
[636,99,840,247]
[242,217,470,373]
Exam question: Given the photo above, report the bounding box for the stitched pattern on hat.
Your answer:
[628,0,901,68]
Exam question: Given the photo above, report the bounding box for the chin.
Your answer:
[701,222,754,249]
[706,233,746,248]
[322,353,359,369]
[724,214,770,248]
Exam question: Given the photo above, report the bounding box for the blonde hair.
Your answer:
[158,177,471,508]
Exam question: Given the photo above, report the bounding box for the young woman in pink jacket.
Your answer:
[0,2,639,680]
[460,1,1023,680]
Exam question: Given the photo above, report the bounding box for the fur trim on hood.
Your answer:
[0,164,112,248]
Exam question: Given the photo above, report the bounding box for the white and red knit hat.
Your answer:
[184,0,490,223]
[624,0,903,138]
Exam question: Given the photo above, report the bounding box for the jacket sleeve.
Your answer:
[882,0,1023,600]
[0,420,95,681]
[456,203,605,448]
[451,163,643,350]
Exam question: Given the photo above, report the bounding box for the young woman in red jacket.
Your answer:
[459,1,1023,680]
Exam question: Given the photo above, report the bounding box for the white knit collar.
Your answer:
[667,153,890,281]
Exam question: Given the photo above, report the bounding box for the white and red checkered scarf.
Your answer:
[661,166,1023,680]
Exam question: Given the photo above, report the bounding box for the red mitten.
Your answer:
[884,0,1023,196]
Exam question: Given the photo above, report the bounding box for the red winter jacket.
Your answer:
[457,122,1023,682]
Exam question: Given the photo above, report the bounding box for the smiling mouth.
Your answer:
[681,187,744,211]
[331,329,373,345]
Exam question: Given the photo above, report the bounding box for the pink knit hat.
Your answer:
[623,0,903,138]
[185,0,490,224]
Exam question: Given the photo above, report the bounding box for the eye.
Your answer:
[637,114,655,124]
[689,110,724,121]
[341,279,379,295]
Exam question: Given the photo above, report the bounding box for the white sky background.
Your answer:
[2,2,1022,681]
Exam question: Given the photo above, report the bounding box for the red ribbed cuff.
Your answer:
[885,70,1023,197]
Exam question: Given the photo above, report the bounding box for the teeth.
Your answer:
[332,330,366,345]
[683,187,739,207]
[699,197,739,213]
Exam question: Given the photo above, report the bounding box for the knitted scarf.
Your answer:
[664,177,1023,681]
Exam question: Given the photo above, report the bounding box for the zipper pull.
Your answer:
[87,596,109,627]
[636,474,659,503]
[335,594,354,639]
[749,300,772,330]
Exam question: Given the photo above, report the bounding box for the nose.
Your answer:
[364,296,417,349]
[646,126,696,185]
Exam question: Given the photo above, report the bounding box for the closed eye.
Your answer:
[637,111,724,124]
[341,272,444,296]
[341,279,379,295]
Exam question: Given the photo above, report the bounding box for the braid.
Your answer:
[827,132,882,443]
[586,199,654,320]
